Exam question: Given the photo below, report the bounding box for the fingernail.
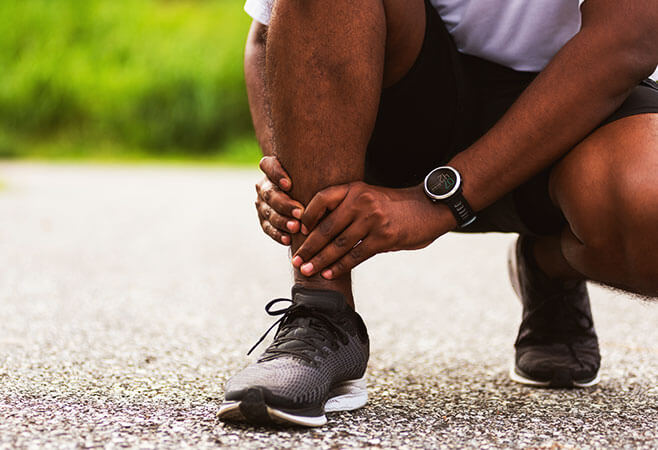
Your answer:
[287,221,297,231]
[292,209,302,219]
[280,178,291,190]
[301,224,309,235]
[292,256,303,267]
[301,263,314,275]
[282,235,290,245]
[322,269,333,279]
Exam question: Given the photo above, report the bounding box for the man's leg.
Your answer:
[220,0,428,427]
[543,113,658,297]
[265,0,426,306]
[510,109,658,388]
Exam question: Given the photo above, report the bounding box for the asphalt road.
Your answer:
[1,162,657,449]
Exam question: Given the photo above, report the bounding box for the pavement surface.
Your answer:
[0,162,657,449]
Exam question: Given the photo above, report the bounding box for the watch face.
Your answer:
[425,167,460,199]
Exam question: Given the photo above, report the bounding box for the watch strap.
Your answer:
[446,194,477,228]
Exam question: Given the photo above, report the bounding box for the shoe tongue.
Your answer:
[291,285,347,313]
[278,317,314,348]
[262,286,347,356]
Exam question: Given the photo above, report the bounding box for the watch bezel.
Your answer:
[423,166,461,201]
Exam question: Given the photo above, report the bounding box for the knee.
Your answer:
[550,143,616,252]
[268,0,336,32]
[551,138,658,289]
[609,167,658,284]
[272,0,381,21]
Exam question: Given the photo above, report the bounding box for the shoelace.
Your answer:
[527,289,595,368]
[247,298,349,363]
[523,285,593,341]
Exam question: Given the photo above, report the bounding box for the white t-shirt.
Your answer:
[243,0,585,72]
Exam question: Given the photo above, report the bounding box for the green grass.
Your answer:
[0,0,255,160]
[7,136,262,167]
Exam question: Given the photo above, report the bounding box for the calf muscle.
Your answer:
[265,0,386,207]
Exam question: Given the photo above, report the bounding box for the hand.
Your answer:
[255,156,305,246]
[291,182,456,278]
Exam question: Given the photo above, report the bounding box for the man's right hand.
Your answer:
[255,156,305,246]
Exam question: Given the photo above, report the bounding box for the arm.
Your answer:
[292,0,658,278]
[451,0,658,211]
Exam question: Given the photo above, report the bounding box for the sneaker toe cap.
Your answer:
[224,358,330,402]
[517,343,600,385]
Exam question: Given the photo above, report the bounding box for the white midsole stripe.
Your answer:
[268,408,327,427]
[325,376,368,412]
[218,376,368,427]
[509,364,601,388]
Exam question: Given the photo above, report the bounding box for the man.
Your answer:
[219,0,658,427]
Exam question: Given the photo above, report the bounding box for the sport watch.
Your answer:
[423,166,477,228]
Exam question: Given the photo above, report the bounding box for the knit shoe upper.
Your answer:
[509,236,600,388]
[220,285,369,426]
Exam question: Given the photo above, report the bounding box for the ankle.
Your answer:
[293,272,354,308]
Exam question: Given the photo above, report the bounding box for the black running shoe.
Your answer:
[219,285,369,427]
[508,236,601,388]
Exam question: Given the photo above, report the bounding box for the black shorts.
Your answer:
[365,0,658,236]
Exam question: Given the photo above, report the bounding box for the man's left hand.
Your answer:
[291,182,456,279]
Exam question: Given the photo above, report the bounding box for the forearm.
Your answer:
[450,0,658,212]
[245,21,274,156]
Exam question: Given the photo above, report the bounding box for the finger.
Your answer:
[267,189,304,219]
[257,200,300,233]
[320,238,376,279]
[256,201,293,240]
[293,207,354,268]
[302,184,351,231]
[258,179,305,219]
[259,156,292,191]
[297,226,365,277]
[259,217,291,246]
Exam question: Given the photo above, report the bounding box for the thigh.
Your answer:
[381,0,427,88]
[547,112,658,291]
[525,80,658,237]
[549,113,658,245]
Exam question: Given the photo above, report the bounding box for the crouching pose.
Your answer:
[219,0,658,427]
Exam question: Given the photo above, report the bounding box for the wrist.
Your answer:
[410,184,458,237]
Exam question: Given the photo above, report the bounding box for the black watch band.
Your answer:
[423,166,477,228]
[444,195,477,228]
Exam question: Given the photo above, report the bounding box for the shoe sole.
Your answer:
[507,241,601,389]
[509,363,601,388]
[218,376,367,427]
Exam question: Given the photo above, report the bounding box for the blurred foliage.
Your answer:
[0,0,259,161]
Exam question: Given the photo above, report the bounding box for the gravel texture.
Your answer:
[0,162,656,449]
